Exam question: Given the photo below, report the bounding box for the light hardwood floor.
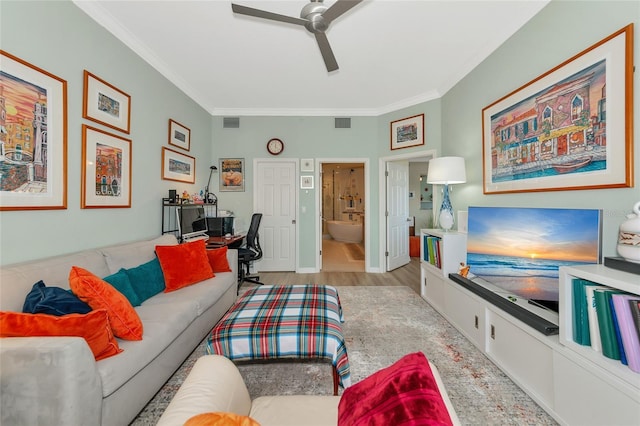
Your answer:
[241,257,421,294]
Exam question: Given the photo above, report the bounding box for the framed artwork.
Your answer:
[0,50,68,211]
[81,125,131,208]
[162,147,196,184]
[168,119,190,151]
[482,24,633,194]
[83,70,131,134]
[220,158,245,192]
[301,175,314,189]
[301,158,314,172]
[390,114,424,150]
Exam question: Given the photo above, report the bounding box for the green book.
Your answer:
[572,278,600,345]
[594,288,625,360]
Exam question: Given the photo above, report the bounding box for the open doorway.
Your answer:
[379,149,436,271]
[321,162,365,272]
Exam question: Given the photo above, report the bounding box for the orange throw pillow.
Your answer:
[184,412,260,426]
[0,309,122,361]
[155,239,215,292]
[207,246,232,273]
[69,266,143,340]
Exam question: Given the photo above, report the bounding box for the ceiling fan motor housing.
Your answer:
[301,2,329,33]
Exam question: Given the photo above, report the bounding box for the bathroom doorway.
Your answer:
[321,162,365,272]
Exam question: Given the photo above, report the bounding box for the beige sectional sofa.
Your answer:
[0,234,238,426]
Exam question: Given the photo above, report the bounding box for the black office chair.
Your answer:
[238,213,264,286]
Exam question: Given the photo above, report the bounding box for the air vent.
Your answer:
[223,117,240,128]
[335,117,351,129]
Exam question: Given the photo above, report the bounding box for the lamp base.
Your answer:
[438,184,455,231]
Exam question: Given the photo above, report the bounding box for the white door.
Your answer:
[386,160,410,271]
[255,160,297,271]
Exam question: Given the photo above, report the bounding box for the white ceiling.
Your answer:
[74,0,550,116]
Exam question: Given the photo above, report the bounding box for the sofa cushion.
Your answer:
[0,309,122,361]
[69,266,144,341]
[104,270,141,307]
[23,280,92,316]
[97,301,198,397]
[102,234,178,274]
[124,258,165,303]
[184,412,259,426]
[207,246,233,273]
[156,240,214,292]
[337,352,453,426]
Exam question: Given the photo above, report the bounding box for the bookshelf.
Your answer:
[419,229,466,312]
[557,264,640,424]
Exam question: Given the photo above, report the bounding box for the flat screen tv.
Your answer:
[176,205,208,240]
[466,206,602,313]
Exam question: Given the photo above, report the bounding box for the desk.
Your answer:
[206,235,244,249]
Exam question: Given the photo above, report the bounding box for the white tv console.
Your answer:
[419,229,640,425]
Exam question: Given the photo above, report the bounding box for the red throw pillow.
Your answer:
[69,266,144,341]
[0,309,122,361]
[207,246,232,273]
[155,239,215,292]
[338,352,453,426]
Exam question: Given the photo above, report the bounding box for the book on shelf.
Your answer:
[424,236,442,269]
[612,294,640,373]
[610,296,628,366]
[586,285,608,352]
[594,288,626,360]
[630,299,640,341]
[572,278,604,346]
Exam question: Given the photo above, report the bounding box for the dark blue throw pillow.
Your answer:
[23,280,92,316]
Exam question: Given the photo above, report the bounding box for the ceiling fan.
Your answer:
[231,0,363,72]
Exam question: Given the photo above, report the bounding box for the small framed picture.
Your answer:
[83,70,131,134]
[390,113,424,150]
[162,147,196,184]
[220,158,245,192]
[81,125,132,208]
[300,175,314,189]
[168,119,191,151]
[301,158,314,172]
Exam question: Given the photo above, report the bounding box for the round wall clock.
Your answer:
[267,138,284,155]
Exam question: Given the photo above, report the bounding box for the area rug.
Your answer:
[131,286,557,425]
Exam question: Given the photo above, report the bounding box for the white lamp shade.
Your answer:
[426,156,467,184]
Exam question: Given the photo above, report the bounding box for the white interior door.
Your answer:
[255,160,297,271]
[386,160,410,271]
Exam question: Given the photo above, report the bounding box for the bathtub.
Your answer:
[327,220,363,243]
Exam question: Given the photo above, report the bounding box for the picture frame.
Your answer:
[220,158,245,192]
[0,50,68,211]
[390,113,424,150]
[301,175,314,190]
[168,119,190,151]
[83,70,131,134]
[301,158,314,172]
[482,24,633,194]
[162,146,196,184]
[81,125,132,208]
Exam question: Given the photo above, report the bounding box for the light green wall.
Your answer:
[441,0,640,257]
[1,0,638,267]
[0,1,213,264]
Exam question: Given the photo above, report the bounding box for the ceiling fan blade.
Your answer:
[314,32,339,72]
[231,3,308,26]
[321,0,363,24]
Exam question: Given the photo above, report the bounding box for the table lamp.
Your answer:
[427,156,466,231]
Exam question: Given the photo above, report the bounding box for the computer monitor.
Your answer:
[176,205,208,240]
[206,217,234,237]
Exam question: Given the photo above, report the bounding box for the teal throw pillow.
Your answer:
[124,258,165,303]
[103,270,141,307]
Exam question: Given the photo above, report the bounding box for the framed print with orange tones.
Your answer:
[0,50,68,211]
[82,125,132,208]
[482,24,633,194]
[390,114,424,150]
[83,70,131,134]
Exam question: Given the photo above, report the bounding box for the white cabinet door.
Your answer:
[444,282,485,349]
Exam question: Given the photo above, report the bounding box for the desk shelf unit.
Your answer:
[161,199,217,240]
